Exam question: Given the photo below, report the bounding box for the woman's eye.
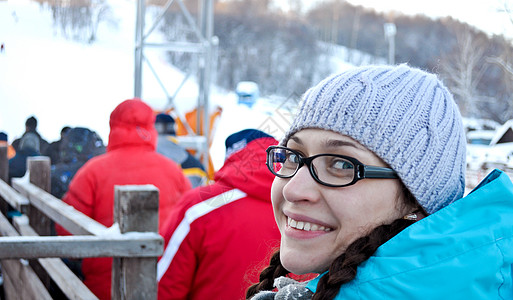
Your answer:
[287,153,300,164]
[332,159,353,170]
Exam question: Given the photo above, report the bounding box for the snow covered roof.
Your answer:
[491,119,513,145]
[235,81,259,95]
[462,117,500,132]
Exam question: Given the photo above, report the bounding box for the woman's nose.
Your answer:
[282,165,320,203]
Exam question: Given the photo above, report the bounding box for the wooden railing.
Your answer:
[0,146,163,299]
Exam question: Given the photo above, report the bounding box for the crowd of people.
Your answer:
[2,64,513,300]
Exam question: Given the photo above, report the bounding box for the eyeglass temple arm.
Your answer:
[363,166,399,179]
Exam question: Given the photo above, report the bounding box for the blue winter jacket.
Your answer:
[307,169,513,299]
[8,148,40,182]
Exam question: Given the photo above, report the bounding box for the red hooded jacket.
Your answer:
[56,99,191,300]
[157,134,280,300]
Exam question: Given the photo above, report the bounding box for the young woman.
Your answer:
[247,64,513,299]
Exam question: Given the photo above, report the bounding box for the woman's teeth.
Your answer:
[287,217,331,232]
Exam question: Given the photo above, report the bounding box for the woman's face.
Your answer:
[272,128,413,274]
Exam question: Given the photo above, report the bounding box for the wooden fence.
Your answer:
[0,145,163,299]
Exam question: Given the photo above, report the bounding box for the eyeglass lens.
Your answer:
[269,148,356,186]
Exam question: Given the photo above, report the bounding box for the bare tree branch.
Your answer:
[487,56,513,77]
[439,28,489,117]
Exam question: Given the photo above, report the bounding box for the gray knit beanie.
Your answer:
[282,64,466,214]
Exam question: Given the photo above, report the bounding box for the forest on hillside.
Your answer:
[34,0,513,123]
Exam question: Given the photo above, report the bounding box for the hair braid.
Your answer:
[246,250,289,299]
[311,218,415,300]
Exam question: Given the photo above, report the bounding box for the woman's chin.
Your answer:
[280,249,324,275]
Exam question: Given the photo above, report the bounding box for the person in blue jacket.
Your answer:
[8,132,41,183]
[247,64,513,299]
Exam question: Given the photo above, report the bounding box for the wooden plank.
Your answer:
[11,215,35,236]
[0,208,52,300]
[0,212,161,259]
[27,156,52,237]
[2,268,16,300]
[0,179,29,213]
[25,158,53,294]
[11,179,108,236]
[0,234,162,259]
[13,215,99,300]
[27,157,51,192]
[114,185,160,234]
[112,185,160,300]
[0,259,52,300]
[0,209,21,237]
[39,259,98,300]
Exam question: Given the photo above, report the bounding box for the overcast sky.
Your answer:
[288,0,513,39]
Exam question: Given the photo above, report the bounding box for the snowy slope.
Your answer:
[0,0,333,170]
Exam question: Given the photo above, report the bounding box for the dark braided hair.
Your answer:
[246,250,289,298]
[312,186,420,299]
[311,218,415,299]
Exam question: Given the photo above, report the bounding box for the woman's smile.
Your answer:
[287,216,332,232]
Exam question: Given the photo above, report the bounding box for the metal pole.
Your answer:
[384,23,396,65]
[134,0,145,98]
[197,0,213,171]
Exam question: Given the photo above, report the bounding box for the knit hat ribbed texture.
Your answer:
[282,64,466,214]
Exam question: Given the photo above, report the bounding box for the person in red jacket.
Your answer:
[56,98,192,300]
[157,129,281,300]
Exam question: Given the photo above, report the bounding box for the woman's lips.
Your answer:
[287,217,332,232]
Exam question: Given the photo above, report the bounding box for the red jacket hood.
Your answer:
[107,98,157,151]
[214,136,278,202]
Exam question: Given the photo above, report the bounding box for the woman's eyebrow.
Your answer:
[290,135,364,150]
[325,139,364,150]
[289,135,303,145]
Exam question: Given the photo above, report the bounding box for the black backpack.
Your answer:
[51,127,105,198]
[59,127,105,164]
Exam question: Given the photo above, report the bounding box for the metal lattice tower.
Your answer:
[134,0,217,172]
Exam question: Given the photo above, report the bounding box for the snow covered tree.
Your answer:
[439,27,489,118]
[48,0,112,43]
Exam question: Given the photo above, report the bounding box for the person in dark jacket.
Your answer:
[155,113,208,188]
[44,126,71,165]
[8,132,40,183]
[12,116,49,154]
[55,98,192,300]
[50,127,105,199]
[158,129,281,300]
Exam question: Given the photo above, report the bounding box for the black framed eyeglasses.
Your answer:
[266,146,398,187]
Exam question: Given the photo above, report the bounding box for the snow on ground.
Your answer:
[0,0,135,144]
[0,0,305,170]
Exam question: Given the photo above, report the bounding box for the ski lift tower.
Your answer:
[134,0,217,172]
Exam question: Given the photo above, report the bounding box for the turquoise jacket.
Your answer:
[307,169,513,299]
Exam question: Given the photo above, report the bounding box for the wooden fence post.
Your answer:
[27,156,51,236]
[111,185,160,300]
[0,145,9,216]
[26,156,52,290]
[0,145,7,183]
